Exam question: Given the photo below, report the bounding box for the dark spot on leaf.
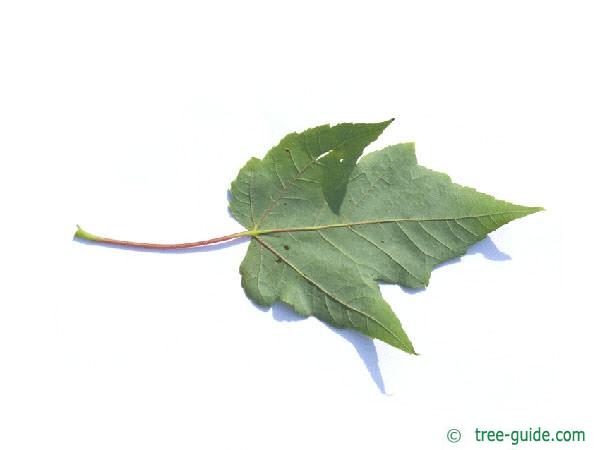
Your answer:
[284,245,290,250]
[283,202,287,205]
[380,240,385,243]
[275,257,282,263]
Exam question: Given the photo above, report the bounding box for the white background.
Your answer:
[1,1,598,449]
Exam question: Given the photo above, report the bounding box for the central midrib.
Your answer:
[247,210,535,237]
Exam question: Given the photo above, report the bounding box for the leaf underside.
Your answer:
[229,121,541,353]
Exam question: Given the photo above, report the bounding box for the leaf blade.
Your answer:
[231,123,542,352]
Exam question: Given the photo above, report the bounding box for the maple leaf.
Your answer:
[76,121,542,353]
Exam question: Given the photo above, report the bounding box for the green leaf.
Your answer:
[229,122,542,353]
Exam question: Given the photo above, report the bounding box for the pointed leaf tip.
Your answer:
[524,206,545,216]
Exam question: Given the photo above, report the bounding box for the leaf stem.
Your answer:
[74,225,252,249]
[75,207,544,250]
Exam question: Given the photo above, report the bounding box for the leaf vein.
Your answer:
[256,237,404,344]
[445,220,470,243]
[454,219,479,237]
[394,222,440,260]
[416,222,457,252]
[348,226,426,285]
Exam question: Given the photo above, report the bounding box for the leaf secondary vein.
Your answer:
[254,236,412,352]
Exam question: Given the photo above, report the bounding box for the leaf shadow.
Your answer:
[252,236,511,393]
[261,302,386,393]
[327,326,386,394]
[399,236,510,295]
[227,190,236,219]
[468,236,511,261]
